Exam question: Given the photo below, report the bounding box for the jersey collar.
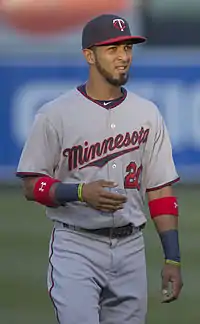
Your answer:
[77,84,127,110]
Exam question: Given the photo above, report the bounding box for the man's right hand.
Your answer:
[82,180,127,212]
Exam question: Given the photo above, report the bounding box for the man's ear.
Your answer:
[82,48,96,65]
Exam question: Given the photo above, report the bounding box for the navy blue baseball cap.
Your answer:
[82,14,146,49]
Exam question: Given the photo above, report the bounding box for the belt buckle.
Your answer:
[110,226,128,239]
[111,227,122,239]
[121,224,133,238]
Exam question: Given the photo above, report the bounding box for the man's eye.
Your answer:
[108,46,117,51]
[125,45,132,51]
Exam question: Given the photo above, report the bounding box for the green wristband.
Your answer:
[165,259,181,267]
[78,183,84,202]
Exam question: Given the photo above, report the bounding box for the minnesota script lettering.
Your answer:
[63,127,150,170]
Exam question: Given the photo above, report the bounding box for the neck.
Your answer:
[86,72,123,101]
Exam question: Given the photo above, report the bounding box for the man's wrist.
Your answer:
[159,229,181,263]
[77,183,84,202]
[54,183,81,205]
[165,259,181,266]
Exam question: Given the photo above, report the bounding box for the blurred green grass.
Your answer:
[0,184,199,324]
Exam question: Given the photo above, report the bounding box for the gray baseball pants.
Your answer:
[47,222,147,324]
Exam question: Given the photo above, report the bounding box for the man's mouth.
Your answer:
[116,66,128,72]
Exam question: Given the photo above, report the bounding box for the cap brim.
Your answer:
[94,35,146,46]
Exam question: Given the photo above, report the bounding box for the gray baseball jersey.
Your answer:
[17,86,179,229]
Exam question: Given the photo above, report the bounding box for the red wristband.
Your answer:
[148,197,179,219]
[33,177,60,207]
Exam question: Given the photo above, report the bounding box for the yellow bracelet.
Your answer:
[165,259,181,267]
[78,183,84,202]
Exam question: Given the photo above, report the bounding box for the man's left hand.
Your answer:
[161,263,183,303]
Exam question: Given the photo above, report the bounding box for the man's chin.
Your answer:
[105,74,128,87]
[113,77,128,86]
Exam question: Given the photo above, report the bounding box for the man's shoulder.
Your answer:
[38,87,79,115]
[126,89,158,112]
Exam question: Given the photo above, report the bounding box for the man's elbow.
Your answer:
[22,186,34,201]
[21,179,35,201]
[147,185,173,202]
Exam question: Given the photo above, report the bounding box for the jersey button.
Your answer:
[111,123,116,129]
[112,163,117,169]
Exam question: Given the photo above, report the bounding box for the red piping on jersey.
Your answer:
[48,228,60,324]
[146,177,180,192]
[16,172,48,178]
[77,85,127,109]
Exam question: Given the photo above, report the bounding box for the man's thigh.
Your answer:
[47,226,109,324]
[100,232,147,324]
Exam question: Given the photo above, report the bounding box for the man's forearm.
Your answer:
[22,176,83,206]
[153,215,181,264]
[152,214,178,233]
[147,186,181,265]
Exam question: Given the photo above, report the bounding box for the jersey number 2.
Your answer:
[124,162,143,190]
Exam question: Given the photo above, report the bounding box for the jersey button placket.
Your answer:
[109,116,118,181]
[108,116,116,235]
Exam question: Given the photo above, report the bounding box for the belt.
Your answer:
[61,222,145,239]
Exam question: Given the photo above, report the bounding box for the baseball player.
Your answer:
[16,14,183,324]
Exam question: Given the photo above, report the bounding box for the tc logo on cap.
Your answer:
[113,19,126,32]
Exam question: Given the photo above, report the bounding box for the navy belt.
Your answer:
[61,222,145,239]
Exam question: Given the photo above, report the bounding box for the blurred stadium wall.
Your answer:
[1,3,200,324]
[1,0,200,183]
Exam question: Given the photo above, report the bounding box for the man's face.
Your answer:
[92,42,133,86]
